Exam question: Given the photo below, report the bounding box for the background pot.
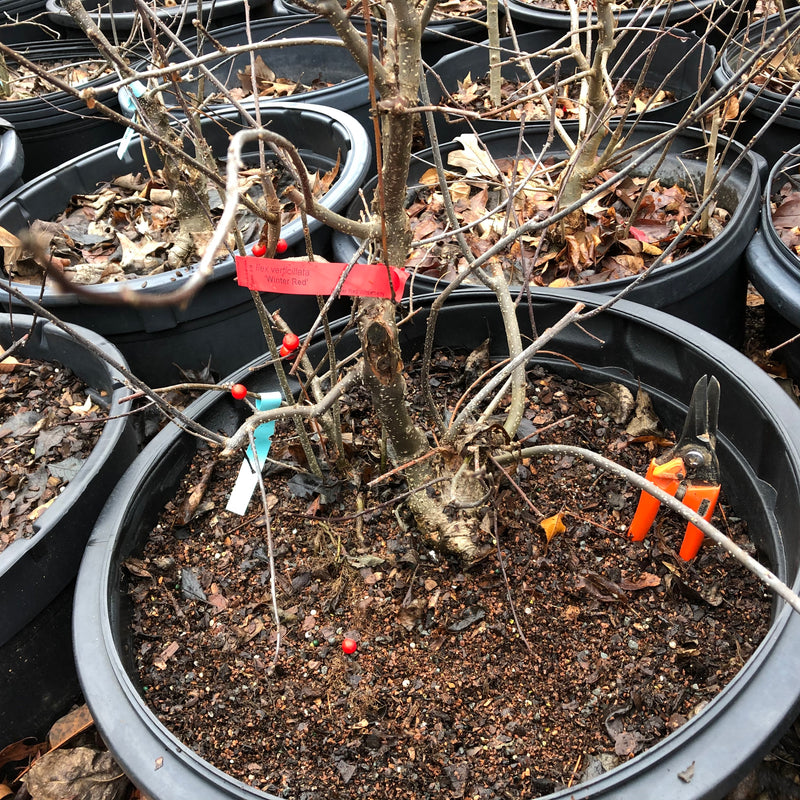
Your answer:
[0,116,24,198]
[427,27,714,140]
[332,121,766,346]
[0,103,371,386]
[174,17,370,123]
[164,17,374,162]
[503,0,740,44]
[0,39,127,179]
[73,288,800,800]
[45,0,271,34]
[745,144,800,380]
[0,314,138,741]
[271,0,487,63]
[712,12,800,169]
[0,2,55,44]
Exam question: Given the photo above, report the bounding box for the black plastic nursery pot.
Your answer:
[45,0,271,33]
[713,11,800,169]
[332,121,766,346]
[271,0,487,63]
[0,103,371,386]
[166,17,373,146]
[427,27,714,139]
[0,116,24,199]
[0,39,127,180]
[503,0,735,40]
[745,143,800,380]
[0,314,138,742]
[73,288,800,800]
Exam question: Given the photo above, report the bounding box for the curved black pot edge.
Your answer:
[0,119,24,199]
[73,288,800,800]
[746,145,800,378]
[712,12,800,168]
[45,0,270,30]
[0,314,139,742]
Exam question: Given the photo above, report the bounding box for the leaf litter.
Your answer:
[0,355,106,551]
[0,157,340,286]
[444,72,676,124]
[125,353,770,799]
[0,56,113,102]
[399,135,729,287]
[770,165,800,259]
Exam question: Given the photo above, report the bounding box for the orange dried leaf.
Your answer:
[540,512,566,543]
[0,356,19,374]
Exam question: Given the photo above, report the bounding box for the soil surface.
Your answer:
[213,55,336,103]
[443,75,675,124]
[0,355,106,552]
[127,353,770,799]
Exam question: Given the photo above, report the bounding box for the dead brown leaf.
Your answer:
[540,512,566,543]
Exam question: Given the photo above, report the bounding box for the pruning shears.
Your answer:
[628,375,721,561]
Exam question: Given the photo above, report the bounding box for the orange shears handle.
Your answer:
[628,457,685,541]
[678,483,721,561]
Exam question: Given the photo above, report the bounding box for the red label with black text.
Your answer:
[235,257,408,299]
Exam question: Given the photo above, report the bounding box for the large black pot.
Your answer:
[332,121,766,346]
[0,39,127,179]
[712,11,800,169]
[427,28,714,140]
[745,143,800,380]
[0,103,371,386]
[73,289,800,799]
[45,0,271,33]
[0,314,138,741]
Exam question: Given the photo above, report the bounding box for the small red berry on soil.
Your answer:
[230,383,248,400]
[342,638,358,655]
[276,238,288,254]
[251,242,267,257]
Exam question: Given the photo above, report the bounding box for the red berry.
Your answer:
[279,344,291,358]
[282,332,300,353]
[251,242,266,257]
[276,238,288,254]
[342,638,358,655]
[230,383,248,400]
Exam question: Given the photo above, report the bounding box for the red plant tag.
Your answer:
[235,257,409,300]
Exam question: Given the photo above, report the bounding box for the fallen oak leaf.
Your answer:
[620,572,661,591]
[0,225,22,270]
[540,512,566,543]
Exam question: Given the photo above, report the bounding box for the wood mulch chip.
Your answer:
[127,353,770,799]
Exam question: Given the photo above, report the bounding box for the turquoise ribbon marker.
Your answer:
[226,391,283,514]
